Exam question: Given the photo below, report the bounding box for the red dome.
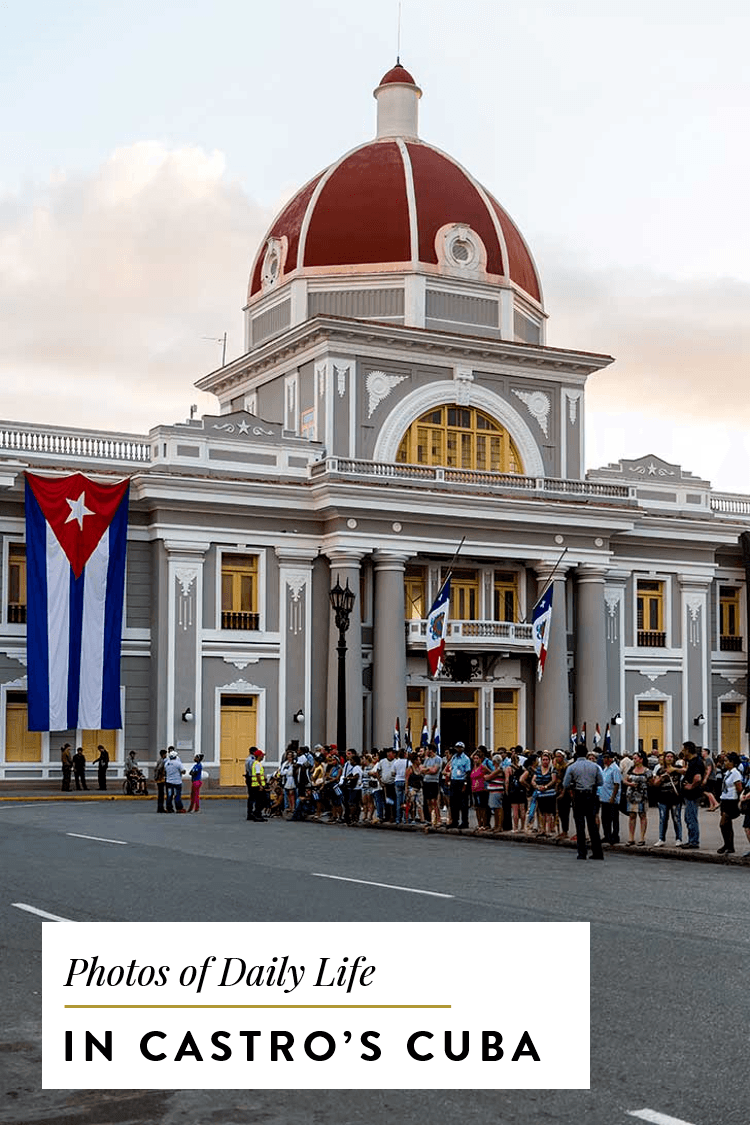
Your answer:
[248,141,541,304]
[378,63,417,86]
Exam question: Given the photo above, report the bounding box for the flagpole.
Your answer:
[435,535,466,600]
[519,547,569,624]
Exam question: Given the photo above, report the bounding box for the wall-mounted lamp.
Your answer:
[181,707,194,723]
[293,709,305,724]
[693,713,706,727]
[610,713,623,726]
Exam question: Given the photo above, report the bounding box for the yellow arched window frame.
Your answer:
[395,405,523,474]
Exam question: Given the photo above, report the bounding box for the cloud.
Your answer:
[544,254,750,423]
[540,252,750,489]
[0,143,271,432]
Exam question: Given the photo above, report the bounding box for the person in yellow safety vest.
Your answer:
[244,747,267,822]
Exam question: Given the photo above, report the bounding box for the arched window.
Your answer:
[395,405,523,473]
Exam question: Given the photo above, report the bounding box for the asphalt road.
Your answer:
[1,798,748,1125]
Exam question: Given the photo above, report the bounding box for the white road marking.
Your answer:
[0,804,40,811]
[12,903,74,922]
[311,873,454,898]
[627,1109,697,1125]
[67,832,127,845]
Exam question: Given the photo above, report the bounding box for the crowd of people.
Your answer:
[56,734,750,860]
[239,738,750,859]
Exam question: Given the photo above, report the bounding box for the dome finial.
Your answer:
[374,63,422,139]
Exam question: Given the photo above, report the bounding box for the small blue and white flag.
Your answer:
[531,585,553,682]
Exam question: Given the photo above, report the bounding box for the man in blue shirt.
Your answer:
[598,747,622,845]
[449,741,472,830]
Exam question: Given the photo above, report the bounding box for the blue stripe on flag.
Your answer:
[67,567,85,730]
[100,488,129,728]
[25,482,50,731]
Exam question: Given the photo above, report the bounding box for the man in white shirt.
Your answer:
[164,749,186,813]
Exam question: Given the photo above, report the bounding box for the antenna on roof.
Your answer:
[201,331,227,367]
[397,0,402,63]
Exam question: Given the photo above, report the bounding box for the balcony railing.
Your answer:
[407,619,534,645]
[311,458,635,502]
[7,603,26,624]
[720,635,743,651]
[221,611,260,631]
[637,630,666,648]
[0,424,151,463]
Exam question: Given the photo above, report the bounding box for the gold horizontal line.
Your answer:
[64,1004,451,1009]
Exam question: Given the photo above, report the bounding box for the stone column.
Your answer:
[679,576,712,744]
[533,563,570,750]
[603,571,628,755]
[372,550,409,749]
[325,550,364,752]
[575,565,609,743]
[164,541,206,759]
[276,547,317,754]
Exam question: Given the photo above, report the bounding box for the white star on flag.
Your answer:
[64,492,94,529]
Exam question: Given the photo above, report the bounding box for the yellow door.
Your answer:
[638,702,664,755]
[220,698,257,785]
[82,728,117,763]
[407,688,425,748]
[721,704,741,754]
[493,689,518,749]
[6,699,42,762]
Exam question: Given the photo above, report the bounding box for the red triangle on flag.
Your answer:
[26,473,129,578]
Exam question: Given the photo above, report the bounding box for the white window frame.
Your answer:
[215,546,266,633]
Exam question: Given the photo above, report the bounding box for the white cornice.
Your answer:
[195,315,613,399]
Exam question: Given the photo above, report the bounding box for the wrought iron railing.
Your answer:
[637,630,666,648]
[221,611,260,631]
[720,635,743,651]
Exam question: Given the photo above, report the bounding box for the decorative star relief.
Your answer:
[64,492,94,529]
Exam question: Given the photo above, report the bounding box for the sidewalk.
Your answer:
[1,783,746,865]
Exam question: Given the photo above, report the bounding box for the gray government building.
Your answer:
[1,63,748,782]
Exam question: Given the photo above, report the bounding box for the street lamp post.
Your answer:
[329,577,356,754]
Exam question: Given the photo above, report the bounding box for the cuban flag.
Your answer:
[426,579,450,676]
[393,717,401,753]
[570,725,577,752]
[531,585,553,682]
[25,472,129,732]
[420,718,429,747]
[579,722,587,748]
[404,717,413,751]
[604,723,612,755]
[593,723,602,749]
[431,720,440,753]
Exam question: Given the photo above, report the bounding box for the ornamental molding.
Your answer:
[4,675,27,689]
[453,366,475,406]
[719,688,746,702]
[315,361,327,399]
[211,420,273,437]
[2,648,27,667]
[222,656,260,670]
[633,461,675,477]
[639,668,667,682]
[217,678,263,694]
[512,389,550,437]
[286,572,308,602]
[722,675,744,685]
[367,370,407,417]
[564,389,582,425]
[684,594,704,619]
[174,566,198,598]
[638,686,669,700]
[334,361,354,398]
[373,380,544,476]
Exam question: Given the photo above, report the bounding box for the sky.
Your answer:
[1,0,748,490]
